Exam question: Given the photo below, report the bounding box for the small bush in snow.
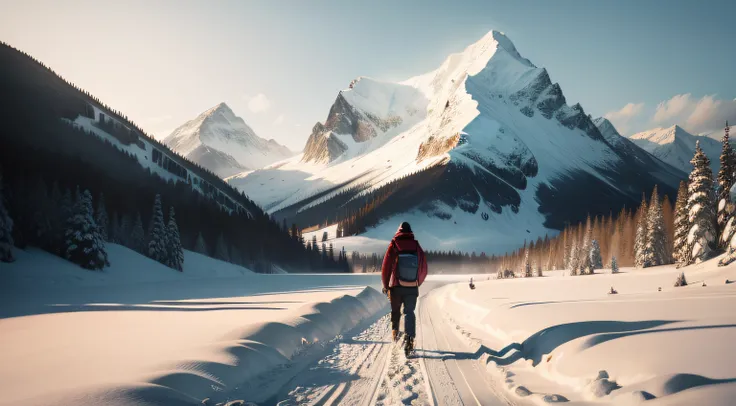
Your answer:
[610,256,619,274]
[674,272,688,287]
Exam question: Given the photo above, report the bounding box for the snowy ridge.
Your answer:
[68,105,251,216]
[229,30,682,254]
[165,103,294,177]
[629,125,721,174]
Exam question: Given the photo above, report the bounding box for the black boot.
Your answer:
[404,336,414,356]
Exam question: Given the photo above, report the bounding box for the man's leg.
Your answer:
[389,289,402,340]
[402,294,417,338]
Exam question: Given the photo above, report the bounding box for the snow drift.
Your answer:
[433,257,736,405]
[0,244,385,405]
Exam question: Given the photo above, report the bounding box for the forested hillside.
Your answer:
[0,41,346,273]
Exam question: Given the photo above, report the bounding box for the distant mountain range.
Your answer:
[164,103,294,178]
[628,125,722,174]
[228,31,684,254]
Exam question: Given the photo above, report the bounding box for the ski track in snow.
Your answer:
[263,282,512,406]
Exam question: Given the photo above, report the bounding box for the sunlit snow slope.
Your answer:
[229,31,684,254]
[165,103,294,177]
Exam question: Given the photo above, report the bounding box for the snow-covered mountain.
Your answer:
[629,125,721,174]
[229,31,684,254]
[164,103,294,177]
[699,124,735,141]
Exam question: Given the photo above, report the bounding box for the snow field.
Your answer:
[0,244,384,405]
[431,258,736,405]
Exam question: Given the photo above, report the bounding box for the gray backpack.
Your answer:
[396,251,419,285]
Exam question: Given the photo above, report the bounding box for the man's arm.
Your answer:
[417,243,428,286]
[381,241,396,290]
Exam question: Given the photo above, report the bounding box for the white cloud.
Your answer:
[653,93,736,134]
[605,94,736,136]
[273,114,285,125]
[245,93,272,113]
[653,93,692,124]
[603,102,644,134]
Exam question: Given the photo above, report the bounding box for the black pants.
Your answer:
[390,286,418,338]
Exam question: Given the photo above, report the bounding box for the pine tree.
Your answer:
[662,195,675,262]
[634,194,649,268]
[0,173,15,262]
[717,122,735,246]
[95,193,109,242]
[147,194,167,264]
[166,207,184,271]
[644,186,667,267]
[684,141,717,265]
[215,233,229,262]
[109,211,120,244]
[194,232,208,255]
[590,239,603,271]
[29,177,52,250]
[130,213,145,253]
[53,187,74,254]
[523,245,532,277]
[569,239,579,276]
[673,181,689,265]
[64,190,108,270]
[580,216,593,274]
[611,256,619,274]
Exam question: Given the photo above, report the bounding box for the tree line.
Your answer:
[0,40,349,273]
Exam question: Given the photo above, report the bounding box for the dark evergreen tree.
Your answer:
[717,121,735,246]
[147,194,167,264]
[29,176,52,250]
[523,245,532,277]
[193,232,208,255]
[0,173,15,262]
[673,181,689,265]
[130,212,145,254]
[644,185,667,267]
[611,256,619,274]
[634,195,649,268]
[590,239,603,271]
[64,189,108,270]
[166,206,184,271]
[95,193,109,242]
[109,211,119,244]
[684,141,717,265]
[215,233,229,262]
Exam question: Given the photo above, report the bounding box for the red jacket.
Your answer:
[381,231,428,289]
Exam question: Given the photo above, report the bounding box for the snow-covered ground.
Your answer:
[435,258,736,405]
[3,243,734,405]
[0,244,384,405]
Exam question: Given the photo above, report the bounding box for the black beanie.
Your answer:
[399,222,412,233]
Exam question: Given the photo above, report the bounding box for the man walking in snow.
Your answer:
[381,222,428,355]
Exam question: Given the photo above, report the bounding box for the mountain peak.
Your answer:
[164,104,293,176]
[202,102,235,118]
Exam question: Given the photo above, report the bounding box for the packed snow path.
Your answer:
[267,281,511,405]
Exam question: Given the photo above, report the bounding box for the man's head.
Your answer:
[398,222,412,233]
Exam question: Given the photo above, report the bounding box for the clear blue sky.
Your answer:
[1,0,734,149]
